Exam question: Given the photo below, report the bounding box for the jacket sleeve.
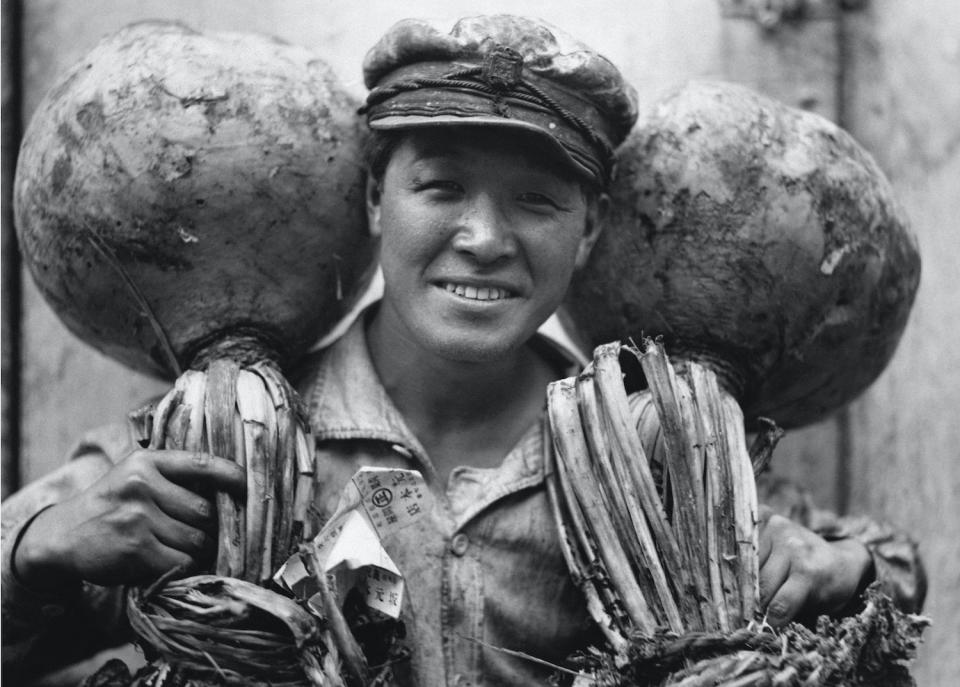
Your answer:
[1,423,136,683]
[758,476,927,614]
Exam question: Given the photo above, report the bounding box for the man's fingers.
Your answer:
[136,540,201,585]
[757,507,780,567]
[758,545,790,608]
[759,529,773,568]
[151,450,246,497]
[151,509,213,558]
[764,575,810,628]
[151,478,218,532]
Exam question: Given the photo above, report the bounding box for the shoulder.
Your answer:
[288,347,328,398]
[68,421,141,466]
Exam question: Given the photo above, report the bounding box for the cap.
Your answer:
[360,15,638,186]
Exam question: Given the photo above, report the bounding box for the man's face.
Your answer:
[367,128,601,363]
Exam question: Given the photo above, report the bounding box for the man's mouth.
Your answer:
[439,282,515,302]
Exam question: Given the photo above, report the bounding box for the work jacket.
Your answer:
[1,313,925,686]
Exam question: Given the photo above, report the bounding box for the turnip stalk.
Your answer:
[205,359,244,579]
[578,371,669,624]
[593,343,691,631]
[720,396,760,621]
[163,404,191,451]
[182,370,207,453]
[149,389,182,451]
[250,361,301,568]
[294,426,316,540]
[547,414,633,647]
[749,418,784,477]
[273,407,298,569]
[548,379,659,635]
[236,370,272,584]
[583,371,685,634]
[545,442,631,656]
[638,341,713,630]
[688,363,738,631]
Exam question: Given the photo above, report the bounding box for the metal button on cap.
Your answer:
[450,533,469,556]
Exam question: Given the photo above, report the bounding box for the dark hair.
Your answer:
[362,130,405,185]
[362,128,604,201]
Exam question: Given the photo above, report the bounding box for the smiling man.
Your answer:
[368,129,600,367]
[364,128,602,478]
[296,18,635,682]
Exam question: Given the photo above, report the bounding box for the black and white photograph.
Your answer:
[1,1,957,685]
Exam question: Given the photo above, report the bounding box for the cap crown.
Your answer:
[362,15,639,185]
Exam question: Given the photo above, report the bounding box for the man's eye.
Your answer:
[517,192,561,209]
[416,180,463,194]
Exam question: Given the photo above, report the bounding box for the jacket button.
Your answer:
[450,533,469,556]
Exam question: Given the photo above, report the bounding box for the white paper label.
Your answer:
[352,467,428,536]
[274,466,428,620]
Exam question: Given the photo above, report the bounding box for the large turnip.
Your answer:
[564,81,920,428]
[550,83,926,684]
[14,22,376,684]
[15,20,372,379]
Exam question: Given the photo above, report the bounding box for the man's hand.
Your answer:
[13,449,246,589]
[758,506,873,627]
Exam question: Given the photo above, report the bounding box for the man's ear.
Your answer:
[366,174,383,239]
[574,192,609,270]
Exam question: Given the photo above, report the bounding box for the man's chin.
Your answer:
[429,330,524,365]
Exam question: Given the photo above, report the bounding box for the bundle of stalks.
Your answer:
[124,573,332,686]
[571,584,929,687]
[546,340,928,686]
[102,345,360,686]
[128,351,318,583]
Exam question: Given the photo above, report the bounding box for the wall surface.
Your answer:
[8,1,959,684]
[841,1,960,682]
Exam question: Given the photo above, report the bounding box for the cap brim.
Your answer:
[369,114,592,183]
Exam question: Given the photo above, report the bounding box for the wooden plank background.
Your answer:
[3,1,958,684]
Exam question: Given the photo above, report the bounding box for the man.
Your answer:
[2,15,923,686]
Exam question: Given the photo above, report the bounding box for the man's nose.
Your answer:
[450,195,517,263]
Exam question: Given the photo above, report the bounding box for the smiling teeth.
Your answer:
[443,283,510,301]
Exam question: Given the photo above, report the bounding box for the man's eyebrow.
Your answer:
[408,139,574,181]
[408,146,464,164]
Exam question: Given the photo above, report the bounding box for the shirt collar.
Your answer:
[306,309,429,454]
[304,306,581,485]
